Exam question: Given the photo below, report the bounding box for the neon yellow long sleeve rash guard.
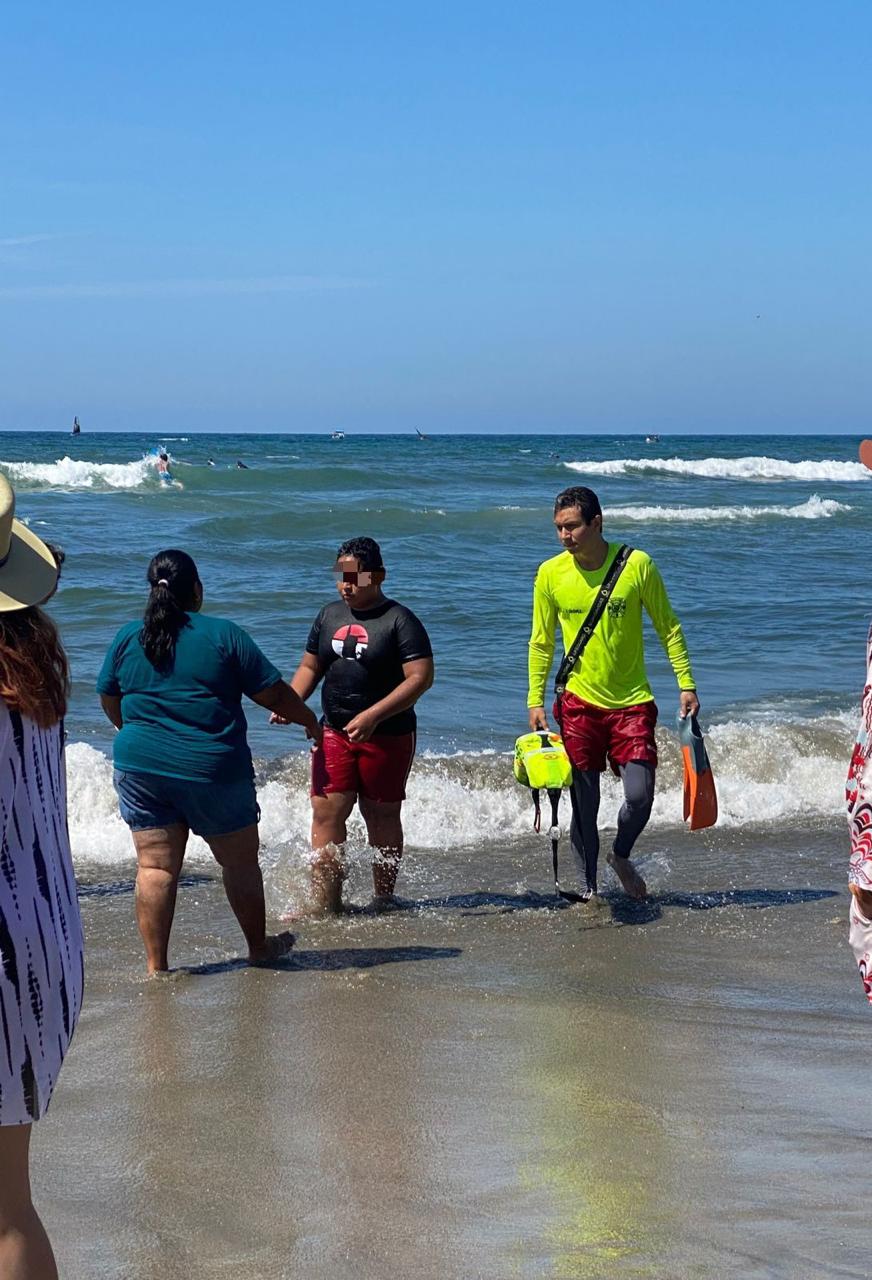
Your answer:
[527,544,696,710]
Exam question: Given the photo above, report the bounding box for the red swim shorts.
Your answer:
[311,727,416,804]
[555,693,658,774]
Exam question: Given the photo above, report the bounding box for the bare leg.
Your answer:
[359,797,404,902]
[0,1124,58,1280]
[309,792,356,914]
[132,825,187,974]
[207,824,293,963]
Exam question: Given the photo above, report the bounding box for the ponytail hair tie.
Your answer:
[156,578,169,587]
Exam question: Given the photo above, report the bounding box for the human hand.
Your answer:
[305,714,323,747]
[528,706,549,732]
[679,690,700,720]
[345,710,379,743]
[269,712,291,726]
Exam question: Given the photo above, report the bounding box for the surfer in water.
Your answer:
[236,460,249,470]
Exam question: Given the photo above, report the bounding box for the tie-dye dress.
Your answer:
[0,703,84,1124]
[847,623,872,1004]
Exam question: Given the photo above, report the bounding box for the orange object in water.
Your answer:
[859,440,872,471]
[677,714,718,831]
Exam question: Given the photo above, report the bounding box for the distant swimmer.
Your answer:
[207,457,216,467]
[527,484,700,902]
[155,451,171,481]
[236,460,249,469]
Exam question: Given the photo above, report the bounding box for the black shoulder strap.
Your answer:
[555,544,633,697]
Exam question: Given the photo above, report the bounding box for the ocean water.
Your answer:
[0,429,864,882]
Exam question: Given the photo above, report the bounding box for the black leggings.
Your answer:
[568,761,655,894]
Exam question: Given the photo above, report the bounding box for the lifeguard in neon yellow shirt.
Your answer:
[528,485,700,900]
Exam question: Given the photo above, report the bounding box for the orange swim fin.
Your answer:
[678,713,718,831]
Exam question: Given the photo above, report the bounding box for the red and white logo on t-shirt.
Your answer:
[332,624,369,660]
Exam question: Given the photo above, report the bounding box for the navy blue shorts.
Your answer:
[113,769,260,838]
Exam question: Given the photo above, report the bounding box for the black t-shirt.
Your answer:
[306,598,433,735]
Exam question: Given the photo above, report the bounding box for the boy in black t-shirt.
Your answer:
[283,537,434,914]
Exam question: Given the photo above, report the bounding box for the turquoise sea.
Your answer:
[0,429,864,875]
[15,428,866,1280]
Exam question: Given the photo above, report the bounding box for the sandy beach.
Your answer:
[32,822,864,1280]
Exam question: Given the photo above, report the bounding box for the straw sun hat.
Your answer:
[0,473,59,612]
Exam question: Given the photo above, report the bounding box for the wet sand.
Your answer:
[34,824,866,1280]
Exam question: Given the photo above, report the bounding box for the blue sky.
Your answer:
[1,2,870,434]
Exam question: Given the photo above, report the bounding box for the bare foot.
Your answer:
[248,931,296,966]
[281,900,346,922]
[606,852,648,900]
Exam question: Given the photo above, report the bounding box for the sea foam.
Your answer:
[0,456,153,490]
[605,495,850,522]
[66,712,852,873]
[564,456,868,483]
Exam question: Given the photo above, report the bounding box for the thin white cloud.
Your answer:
[0,274,369,300]
[0,233,76,248]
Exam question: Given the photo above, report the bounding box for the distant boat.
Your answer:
[71,416,81,435]
[645,434,660,444]
[330,430,346,440]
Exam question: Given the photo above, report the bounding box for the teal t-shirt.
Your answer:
[96,613,282,782]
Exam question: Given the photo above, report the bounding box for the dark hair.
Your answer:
[44,542,65,573]
[554,486,602,523]
[336,537,384,571]
[0,607,69,728]
[140,549,200,669]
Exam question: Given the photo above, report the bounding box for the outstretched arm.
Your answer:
[252,680,322,744]
[269,653,323,725]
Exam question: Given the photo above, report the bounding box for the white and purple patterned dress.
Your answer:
[847,623,872,1004]
[0,702,84,1124]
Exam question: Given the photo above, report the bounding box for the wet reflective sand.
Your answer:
[35,826,865,1279]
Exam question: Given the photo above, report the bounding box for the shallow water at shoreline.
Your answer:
[34,822,867,1280]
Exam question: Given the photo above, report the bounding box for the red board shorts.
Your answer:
[311,726,416,804]
[555,692,658,774]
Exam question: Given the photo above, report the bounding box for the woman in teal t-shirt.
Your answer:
[98,548,321,974]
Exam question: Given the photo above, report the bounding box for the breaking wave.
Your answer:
[564,456,868,483]
[606,495,850,522]
[0,456,153,490]
[67,711,852,873]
